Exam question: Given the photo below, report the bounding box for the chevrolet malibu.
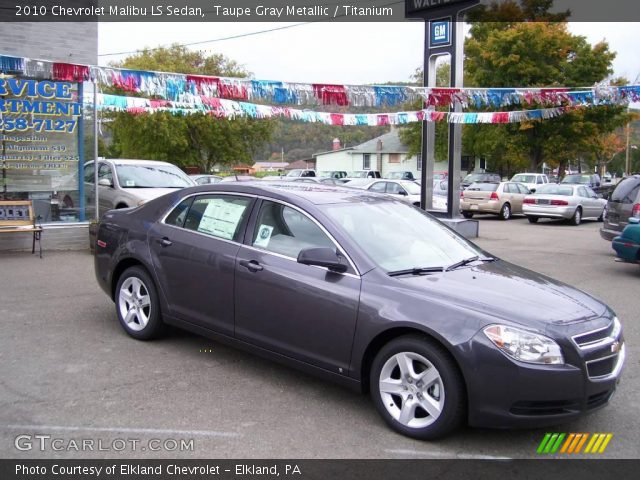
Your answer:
[94,183,625,439]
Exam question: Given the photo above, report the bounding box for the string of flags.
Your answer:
[97,93,579,125]
[2,54,640,110]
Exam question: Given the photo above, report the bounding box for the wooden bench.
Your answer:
[0,200,43,258]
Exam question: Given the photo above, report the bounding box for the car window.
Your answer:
[165,197,194,227]
[252,201,334,259]
[517,183,530,194]
[611,178,640,204]
[503,183,515,194]
[536,177,544,184]
[84,163,95,183]
[195,177,209,185]
[578,186,589,198]
[183,195,252,242]
[98,163,113,184]
[535,184,574,196]
[368,182,387,193]
[386,182,404,195]
[115,164,192,188]
[585,187,597,198]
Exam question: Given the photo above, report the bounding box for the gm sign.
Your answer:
[430,20,451,47]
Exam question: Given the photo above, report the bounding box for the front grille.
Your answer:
[573,324,614,349]
[586,353,619,379]
[510,399,580,416]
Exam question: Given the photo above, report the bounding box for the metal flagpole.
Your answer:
[93,79,99,219]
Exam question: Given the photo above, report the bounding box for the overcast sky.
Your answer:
[98,22,639,86]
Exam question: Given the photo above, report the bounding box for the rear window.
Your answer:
[610,177,640,204]
[467,182,498,192]
[535,184,574,196]
[512,174,536,183]
[561,174,590,184]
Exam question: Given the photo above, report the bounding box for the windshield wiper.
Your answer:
[445,256,480,271]
[388,266,444,277]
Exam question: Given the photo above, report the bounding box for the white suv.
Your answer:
[510,173,549,192]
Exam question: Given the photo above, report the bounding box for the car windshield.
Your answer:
[463,173,487,183]
[561,174,590,184]
[402,182,421,195]
[534,184,574,196]
[348,171,368,178]
[115,164,193,188]
[512,174,536,183]
[322,200,483,272]
[467,183,498,192]
[286,170,303,177]
[344,179,372,188]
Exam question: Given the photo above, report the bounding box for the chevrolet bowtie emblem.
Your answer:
[611,341,621,353]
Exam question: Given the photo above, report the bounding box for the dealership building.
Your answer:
[0,22,97,251]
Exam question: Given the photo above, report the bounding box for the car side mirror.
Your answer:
[98,178,113,187]
[399,190,408,196]
[629,217,640,225]
[530,188,536,193]
[297,247,348,273]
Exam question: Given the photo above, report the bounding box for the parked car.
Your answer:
[219,175,256,182]
[510,173,549,192]
[95,183,625,439]
[561,173,613,199]
[348,179,421,206]
[433,171,448,181]
[346,170,382,179]
[285,169,316,178]
[189,174,222,185]
[612,217,640,266]
[523,184,606,225]
[460,182,530,220]
[432,179,447,211]
[291,177,339,186]
[461,172,502,189]
[386,171,416,181]
[600,174,640,241]
[84,159,195,218]
[319,171,347,179]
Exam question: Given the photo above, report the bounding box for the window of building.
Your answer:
[389,153,400,164]
[363,154,371,170]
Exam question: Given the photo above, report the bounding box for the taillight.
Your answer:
[460,190,464,198]
[523,198,535,204]
[490,192,499,200]
[550,199,568,206]
[632,203,640,218]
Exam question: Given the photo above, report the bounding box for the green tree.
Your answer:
[104,44,273,172]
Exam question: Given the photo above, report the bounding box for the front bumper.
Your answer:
[460,328,625,429]
[523,204,574,219]
[601,226,622,241]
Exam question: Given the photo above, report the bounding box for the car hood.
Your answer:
[395,260,606,329]
[123,187,184,202]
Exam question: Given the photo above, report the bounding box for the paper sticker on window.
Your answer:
[254,224,274,248]
[197,199,247,240]
[125,180,136,187]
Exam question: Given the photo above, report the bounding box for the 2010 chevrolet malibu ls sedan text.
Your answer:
[94,183,625,439]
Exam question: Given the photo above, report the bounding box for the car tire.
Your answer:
[569,207,582,226]
[370,335,465,440]
[499,203,511,221]
[527,216,539,224]
[462,211,474,219]
[115,266,164,340]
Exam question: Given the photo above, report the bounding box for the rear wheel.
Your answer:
[527,216,539,224]
[370,336,465,440]
[462,211,474,219]
[569,207,582,226]
[499,203,511,221]
[115,266,164,340]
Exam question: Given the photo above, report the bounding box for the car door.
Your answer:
[385,182,410,201]
[505,183,524,213]
[148,193,255,336]
[97,162,117,215]
[234,199,361,374]
[367,181,387,193]
[584,186,603,218]
[577,186,596,217]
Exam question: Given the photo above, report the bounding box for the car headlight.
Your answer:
[610,316,621,340]
[483,325,564,365]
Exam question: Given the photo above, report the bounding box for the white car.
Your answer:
[347,179,422,206]
[523,184,607,225]
[510,173,549,192]
[84,159,195,217]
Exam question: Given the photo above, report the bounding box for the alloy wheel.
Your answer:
[118,277,152,332]
[378,352,445,429]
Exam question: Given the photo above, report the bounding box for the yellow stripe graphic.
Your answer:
[598,434,613,454]
[590,434,606,453]
[560,434,575,453]
[584,434,599,453]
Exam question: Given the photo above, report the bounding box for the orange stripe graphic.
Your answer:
[560,434,576,453]
[567,434,582,453]
[575,433,589,453]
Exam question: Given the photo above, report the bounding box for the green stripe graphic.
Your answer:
[544,433,559,453]
[537,433,553,454]
[550,433,566,453]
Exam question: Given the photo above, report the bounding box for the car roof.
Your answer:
[96,159,178,167]
[182,181,395,206]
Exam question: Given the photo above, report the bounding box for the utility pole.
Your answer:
[625,114,631,176]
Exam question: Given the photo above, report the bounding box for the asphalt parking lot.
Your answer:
[0,216,638,459]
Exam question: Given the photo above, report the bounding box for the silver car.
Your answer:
[347,179,422,206]
[85,159,195,217]
[523,183,606,225]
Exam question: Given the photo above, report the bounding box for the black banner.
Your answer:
[2,460,639,480]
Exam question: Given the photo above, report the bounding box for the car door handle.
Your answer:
[158,237,173,247]
[239,259,263,272]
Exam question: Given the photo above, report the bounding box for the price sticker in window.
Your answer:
[254,225,274,248]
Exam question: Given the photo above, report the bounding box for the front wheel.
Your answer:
[462,211,474,219]
[115,266,164,340]
[370,336,465,440]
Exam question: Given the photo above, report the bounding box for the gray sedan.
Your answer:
[523,183,607,225]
